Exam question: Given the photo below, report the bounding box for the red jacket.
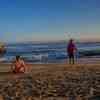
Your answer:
[67,43,76,54]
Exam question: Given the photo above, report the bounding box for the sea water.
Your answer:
[1,42,100,63]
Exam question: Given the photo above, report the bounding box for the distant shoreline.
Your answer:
[2,39,100,45]
[1,57,100,64]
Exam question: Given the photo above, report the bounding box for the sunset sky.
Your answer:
[0,0,100,42]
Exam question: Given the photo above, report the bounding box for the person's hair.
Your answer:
[70,39,73,41]
[68,39,74,43]
[16,55,20,61]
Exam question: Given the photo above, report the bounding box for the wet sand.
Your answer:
[0,63,100,100]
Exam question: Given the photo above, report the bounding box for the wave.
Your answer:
[79,49,100,57]
[1,42,100,63]
[22,49,100,62]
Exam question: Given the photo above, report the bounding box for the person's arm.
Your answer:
[73,43,77,52]
[22,60,32,73]
[75,45,77,51]
[21,60,26,72]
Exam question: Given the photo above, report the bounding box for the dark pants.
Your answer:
[68,53,75,64]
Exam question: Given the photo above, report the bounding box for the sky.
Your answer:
[0,0,100,42]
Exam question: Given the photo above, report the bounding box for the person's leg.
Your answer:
[70,57,72,64]
[68,54,71,64]
[69,53,75,64]
[72,54,75,64]
[19,67,25,73]
[69,58,71,64]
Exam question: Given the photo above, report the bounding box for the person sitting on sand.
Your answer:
[67,39,77,64]
[11,56,26,73]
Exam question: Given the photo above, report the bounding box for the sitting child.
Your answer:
[11,56,26,73]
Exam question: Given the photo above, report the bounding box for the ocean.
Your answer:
[1,42,100,63]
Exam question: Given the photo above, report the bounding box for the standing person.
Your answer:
[11,56,26,73]
[67,39,77,64]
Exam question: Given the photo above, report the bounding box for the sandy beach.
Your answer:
[0,63,99,100]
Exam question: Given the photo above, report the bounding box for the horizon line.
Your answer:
[1,38,100,44]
